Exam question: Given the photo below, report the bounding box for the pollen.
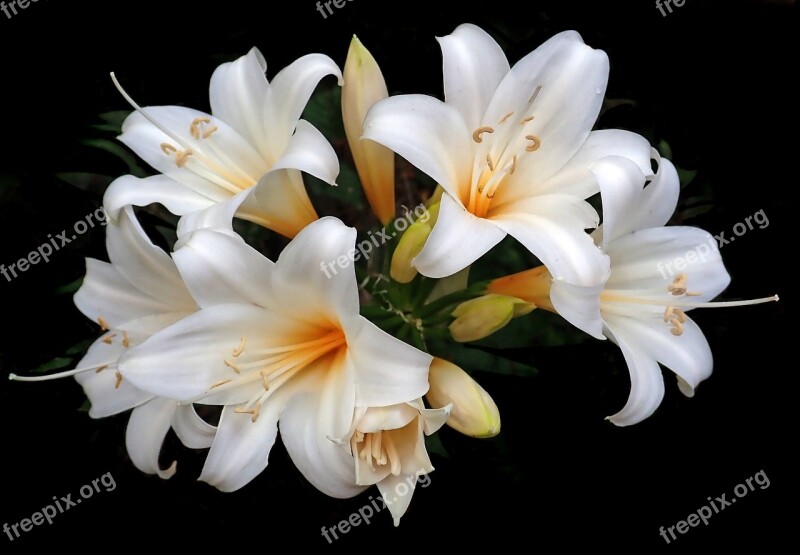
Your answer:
[114,371,123,389]
[498,111,514,124]
[224,359,241,374]
[95,365,108,374]
[232,337,247,357]
[122,331,131,348]
[97,317,109,331]
[520,115,534,125]
[102,333,117,345]
[525,135,541,152]
[472,126,495,143]
[160,143,177,155]
[175,149,193,168]
[669,274,688,296]
[664,305,688,336]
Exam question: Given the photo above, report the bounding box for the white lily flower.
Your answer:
[9,207,214,478]
[346,399,449,526]
[550,153,777,425]
[118,217,432,495]
[104,48,342,238]
[363,24,654,286]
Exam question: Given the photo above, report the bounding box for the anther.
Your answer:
[525,135,541,152]
[498,112,514,124]
[472,126,494,143]
[224,359,241,374]
[232,337,247,357]
[114,371,123,389]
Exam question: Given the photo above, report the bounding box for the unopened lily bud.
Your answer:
[390,202,440,283]
[449,294,534,342]
[343,36,395,225]
[486,265,555,312]
[426,358,500,438]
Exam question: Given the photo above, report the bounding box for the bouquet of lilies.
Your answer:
[10,24,776,525]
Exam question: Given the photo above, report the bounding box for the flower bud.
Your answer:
[426,358,500,438]
[390,202,439,283]
[449,294,534,342]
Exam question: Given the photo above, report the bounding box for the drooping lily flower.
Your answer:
[118,217,431,495]
[9,207,214,478]
[363,24,654,286]
[343,36,396,225]
[492,153,777,425]
[345,399,449,525]
[105,48,342,238]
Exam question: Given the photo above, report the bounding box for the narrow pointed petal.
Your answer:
[74,339,153,418]
[413,193,506,278]
[606,314,713,398]
[484,31,609,182]
[171,405,216,449]
[209,47,270,152]
[119,107,267,186]
[199,401,281,491]
[105,207,197,311]
[119,304,278,403]
[377,473,418,527]
[269,120,339,185]
[280,359,365,499]
[239,169,318,238]
[175,188,250,239]
[103,174,214,220]
[549,280,606,339]
[270,217,359,325]
[438,23,510,131]
[263,54,343,158]
[603,319,666,426]
[346,319,431,407]
[605,227,730,302]
[592,156,649,247]
[172,229,275,309]
[496,130,653,207]
[629,154,680,231]
[492,195,608,286]
[363,95,473,203]
[125,397,179,479]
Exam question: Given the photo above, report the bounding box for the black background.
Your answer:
[0,0,795,550]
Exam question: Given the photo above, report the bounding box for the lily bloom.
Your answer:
[105,48,342,238]
[118,217,431,495]
[345,399,449,525]
[493,154,777,425]
[363,24,653,286]
[10,207,213,478]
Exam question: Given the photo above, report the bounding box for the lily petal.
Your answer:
[363,95,473,203]
[492,195,608,286]
[199,401,282,491]
[413,193,506,278]
[269,119,339,186]
[103,174,214,220]
[263,53,343,159]
[74,338,153,418]
[125,397,179,479]
[603,318,666,426]
[592,156,649,248]
[239,169,318,239]
[438,23,509,130]
[173,229,275,309]
[171,404,216,449]
[484,31,609,183]
[270,217,359,325]
[549,279,606,339]
[346,319,431,407]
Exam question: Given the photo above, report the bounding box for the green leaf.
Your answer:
[54,277,83,295]
[79,139,148,177]
[32,357,74,374]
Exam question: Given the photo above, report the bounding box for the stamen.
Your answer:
[260,369,270,391]
[175,149,193,168]
[520,115,534,125]
[102,333,117,345]
[224,359,241,374]
[160,143,177,156]
[486,153,495,171]
[210,379,231,389]
[472,126,494,143]
[97,317,109,331]
[8,361,116,382]
[498,111,514,124]
[232,337,247,357]
[202,126,218,139]
[114,371,123,389]
[95,365,108,374]
[669,274,688,296]
[234,405,261,423]
[122,331,131,348]
[670,320,684,336]
[525,135,541,152]
[509,154,517,175]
